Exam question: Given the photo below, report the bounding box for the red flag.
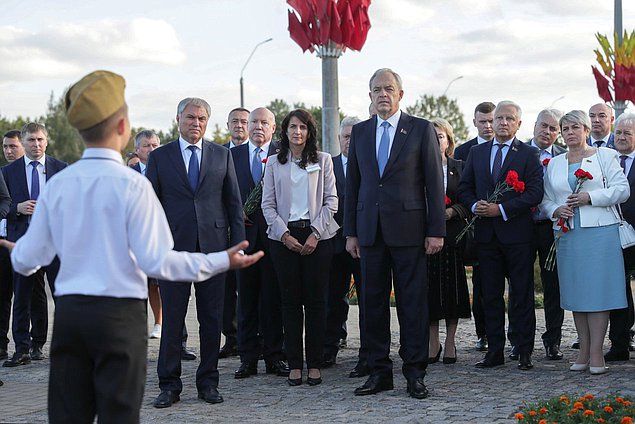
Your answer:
[348,5,371,50]
[340,2,354,47]
[287,0,311,21]
[288,10,313,52]
[614,63,635,103]
[329,1,342,44]
[592,66,613,103]
[317,0,331,45]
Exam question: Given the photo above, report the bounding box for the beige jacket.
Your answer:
[262,151,339,241]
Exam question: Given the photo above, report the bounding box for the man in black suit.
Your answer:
[147,98,245,407]
[527,109,566,361]
[344,68,445,399]
[230,107,287,379]
[606,112,635,362]
[458,101,544,371]
[454,101,496,352]
[2,123,67,367]
[0,130,25,361]
[219,107,250,359]
[323,116,365,375]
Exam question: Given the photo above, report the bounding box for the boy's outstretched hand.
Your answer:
[226,241,264,270]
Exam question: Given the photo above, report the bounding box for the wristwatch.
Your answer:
[312,231,321,240]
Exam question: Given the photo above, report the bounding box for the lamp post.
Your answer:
[240,38,273,108]
[442,75,464,97]
[550,96,565,107]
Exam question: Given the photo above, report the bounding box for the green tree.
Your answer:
[406,94,469,142]
[43,92,84,164]
[210,123,229,145]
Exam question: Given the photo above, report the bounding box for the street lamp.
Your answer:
[550,96,565,107]
[240,38,273,107]
[442,75,464,97]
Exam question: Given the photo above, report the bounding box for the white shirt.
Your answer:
[10,148,229,299]
[375,110,402,158]
[179,137,202,172]
[288,161,310,221]
[591,135,610,147]
[341,155,347,178]
[248,139,271,173]
[0,219,6,238]
[620,151,635,177]
[139,161,147,176]
[477,136,490,145]
[24,155,46,196]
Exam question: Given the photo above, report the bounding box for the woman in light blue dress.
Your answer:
[541,110,629,374]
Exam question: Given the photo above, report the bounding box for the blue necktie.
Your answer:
[30,161,40,200]
[251,147,262,184]
[187,145,199,192]
[378,121,390,176]
[492,143,504,182]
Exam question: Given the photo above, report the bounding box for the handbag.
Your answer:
[596,148,635,248]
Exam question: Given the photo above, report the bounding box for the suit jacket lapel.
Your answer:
[333,154,345,194]
[447,158,459,199]
[14,157,29,200]
[362,117,381,180]
[198,140,215,191]
[383,113,413,178]
[167,140,190,189]
[627,159,635,185]
[498,138,520,181]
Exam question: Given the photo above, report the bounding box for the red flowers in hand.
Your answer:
[573,168,593,180]
[505,170,526,193]
[445,195,452,206]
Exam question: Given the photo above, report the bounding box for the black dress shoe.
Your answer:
[428,345,442,364]
[322,353,337,368]
[2,352,31,367]
[181,347,197,361]
[442,347,457,364]
[475,337,488,352]
[153,390,180,408]
[475,351,504,368]
[265,360,290,376]
[604,349,630,362]
[518,353,533,370]
[218,343,238,359]
[545,345,563,360]
[287,376,302,386]
[571,338,580,349]
[0,348,8,361]
[0,379,3,386]
[354,374,394,396]
[30,345,44,361]
[348,361,370,378]
[198,387,224,404]
[234,361,258,379]
[508,345,519,360]
[406,377,429,399]
[307,372,322,386]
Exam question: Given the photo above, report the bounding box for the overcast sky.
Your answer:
[1,0,633,142]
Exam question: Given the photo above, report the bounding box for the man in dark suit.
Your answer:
[458,101,544,371]
[0,130,25,361]
[587,103,615,148]
[344,68,445,399]
[147,98,245,407]
[230,107,287,379]
[2,122,67,367]
[323,116,366,376]
[453,101,496,352]
[219,107,250,359]
[527,109,566,361]
[606,112,635,362]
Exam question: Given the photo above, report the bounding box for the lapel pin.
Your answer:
[400,128,408,135]
[511,146,518,152]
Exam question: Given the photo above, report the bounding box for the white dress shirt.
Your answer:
[341,154,347,178]
[24,155,46,196]
[138,161,147,176]
[249,140,271,173]
[179,137,203,172]
[10,148,229,299]
[288,161,310,221]
[375,110,402,158]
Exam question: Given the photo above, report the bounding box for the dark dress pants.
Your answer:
[533,221,564,347]
[360,226,428,380]
[0,247,13,350]
[269,227,332,370]
[222,270,238,347]
[324,251,361,356]
[157,274,225,393]
[236,252,284,363]
[478,240,536,355]
[12,258,59,353]
[48,295,147,424]
[608,247,635,351]
[471,265,487,339]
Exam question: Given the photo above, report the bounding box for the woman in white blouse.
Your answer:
[261,109,338,386]
[540,110,629,374]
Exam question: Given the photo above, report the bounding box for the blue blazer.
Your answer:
[230,141,280,253]
[458,138,544,244]
[130,162,142,173]
[453,137,478,162]
[2,155,68,242]
[587,133,615,149]
[332,154,347,253]
[146,139,245,253]
[343,112,446,247]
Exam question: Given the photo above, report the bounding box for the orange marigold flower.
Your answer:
[529,411,537,416]
[584,410,595,417]
[538,420,547,424]
[560,395,570,402]
[605,406,614,413]
[571,408,580,414]
[540,407,548,414]
[624,401,633,406]
[616,397,625,403]
[598,419,606,423]
[584,394,594,400]
[574,402,584,409]
[621,417,634,424]
[514,413,524,420]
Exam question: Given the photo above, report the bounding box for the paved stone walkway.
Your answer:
[1,293,634,423]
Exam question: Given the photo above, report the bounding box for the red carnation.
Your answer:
[445,195,452,206]
[513,181,525,193]
[585,171,593,180]
[262,157,268,164]
[574,168,587,179]
[505,170,520,186]
[542,158,551,167]
[562,225,569,233]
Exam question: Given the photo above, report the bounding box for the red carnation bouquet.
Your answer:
[544,168,593,271]
[243,157,268,217]
[456,170,526,243]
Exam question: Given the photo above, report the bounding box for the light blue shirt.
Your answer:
[375,110,401,159]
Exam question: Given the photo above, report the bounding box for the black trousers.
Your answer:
[324,249,362,357]
[12,257,59,353]
[222,270,238,347]
[360,226,428,380]
[0,247,14,350]
[533,221,564,347]
[269,227,332,370]
[157,274,225,393]
[236,251,284,363]
[471,265,487,339]
[478,240,536,355]
[48,295,147,424]
[608,246,635,351]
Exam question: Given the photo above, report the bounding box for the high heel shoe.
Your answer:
[428,345,442,364]
[442,347,457,364]
[589,365,608,375]
[569,362,589,371]
[287,369,302,386]
[307,369,322,386]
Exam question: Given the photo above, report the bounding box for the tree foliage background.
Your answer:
[406,94,469,142]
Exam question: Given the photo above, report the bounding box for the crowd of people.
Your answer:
[0,67,633,423]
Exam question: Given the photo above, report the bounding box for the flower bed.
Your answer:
[515,393,634,423]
